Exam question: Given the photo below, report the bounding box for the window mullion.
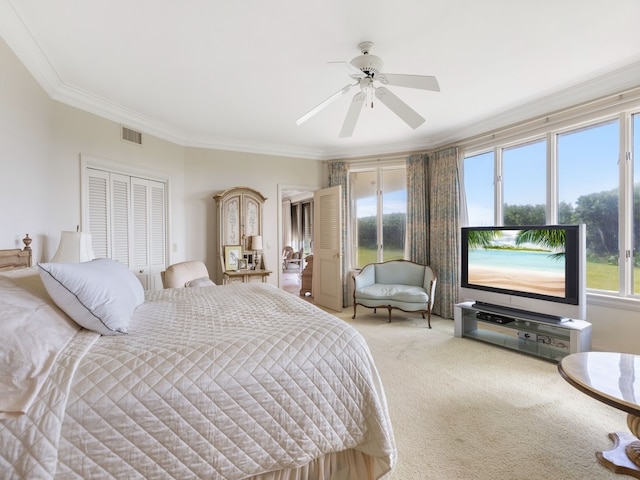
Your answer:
[620,112,633,296]
[547,132,557,224]
[495,147,503,225]
[376,169,383,262]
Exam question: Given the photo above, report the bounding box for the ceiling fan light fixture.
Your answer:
[349,54,384,77]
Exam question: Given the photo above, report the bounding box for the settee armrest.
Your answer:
[354,264,376,290]
[423,266,437,308]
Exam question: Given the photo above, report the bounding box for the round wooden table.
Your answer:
[559,351,640,478]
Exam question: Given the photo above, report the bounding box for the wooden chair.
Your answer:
[282,246,294,272]
[287,248,304,271]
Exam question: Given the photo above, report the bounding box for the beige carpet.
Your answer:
[333,308,629,480]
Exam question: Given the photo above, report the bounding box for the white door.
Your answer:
[312,185,342,311]
[129,177,167,289]
[84,166,167,290]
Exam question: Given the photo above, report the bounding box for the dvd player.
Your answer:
[475,311,515,325]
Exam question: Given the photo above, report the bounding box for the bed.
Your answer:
[0,242,396,479]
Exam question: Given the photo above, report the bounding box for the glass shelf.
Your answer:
[454,302,592,362]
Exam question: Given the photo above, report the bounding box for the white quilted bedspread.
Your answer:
[3,283,395,479]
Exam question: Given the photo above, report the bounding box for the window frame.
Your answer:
[461,91,640,308]
[347,160,407,269]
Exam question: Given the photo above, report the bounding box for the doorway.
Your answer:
[278,184,317,296]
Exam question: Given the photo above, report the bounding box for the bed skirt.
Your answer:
[250,449,390,480]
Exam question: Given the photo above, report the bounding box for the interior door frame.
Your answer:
[277,183,319,290]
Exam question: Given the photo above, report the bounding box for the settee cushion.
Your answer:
[356,284,429,303]
[374,262,425,286]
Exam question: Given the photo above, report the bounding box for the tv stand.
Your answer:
[471,302,570,324]
[454,301,591,362]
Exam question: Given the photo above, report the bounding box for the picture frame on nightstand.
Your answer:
[238,258,248,270]
[224,245,242,271]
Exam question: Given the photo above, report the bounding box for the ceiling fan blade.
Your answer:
[327,61,366,78]
[339,92,365,138]
[374,86,425,129]
[377,73,440,92]
[296,83,354,126]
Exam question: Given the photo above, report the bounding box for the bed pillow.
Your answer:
[185,276,216,287]
[38,258,145,335]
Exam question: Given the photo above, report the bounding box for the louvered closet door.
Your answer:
[111,173,132,266]
[149,181,166,289]
[131,177,150,287]
[84,167,167,290]
[131,177,167,289]
[86,169,110,259]
[129,177,167,289]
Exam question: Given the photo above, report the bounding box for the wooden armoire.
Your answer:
[213,186,267,280]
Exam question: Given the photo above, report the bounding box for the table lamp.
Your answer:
[251,235,263,270]
[51,230,96,263]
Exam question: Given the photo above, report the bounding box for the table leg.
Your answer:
[596,414,640,478]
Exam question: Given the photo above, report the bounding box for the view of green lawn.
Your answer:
[355,247,404,268]
[586,260,640,292]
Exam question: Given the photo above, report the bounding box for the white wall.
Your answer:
[0,36,53,257]
[0,37,187,262]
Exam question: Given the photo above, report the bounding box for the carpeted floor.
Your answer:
[332,308,629,480]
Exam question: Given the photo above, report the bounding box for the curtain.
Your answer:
[405,147,461,319]
[405,154,429,264]
[328,162,349,306]
[427,147,461,319]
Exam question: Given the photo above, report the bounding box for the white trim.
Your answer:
[462,87,640,156]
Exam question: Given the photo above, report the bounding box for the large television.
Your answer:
[459,224,586,321]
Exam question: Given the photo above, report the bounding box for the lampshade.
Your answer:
[250,235,263,251]
[51,231,96,263]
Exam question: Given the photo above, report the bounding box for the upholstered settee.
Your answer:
[162,261,215,288]
[352,260,437,328]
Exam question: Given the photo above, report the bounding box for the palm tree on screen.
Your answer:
[467,229,501,249]
[515,229,565,260]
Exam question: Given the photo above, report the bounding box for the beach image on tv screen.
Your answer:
[467,229,565,298]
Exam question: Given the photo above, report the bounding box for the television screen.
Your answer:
[460,225,585,321]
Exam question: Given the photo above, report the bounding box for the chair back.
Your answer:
[163,261,210,288]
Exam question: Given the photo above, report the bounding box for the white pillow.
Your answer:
[38,258,145,335]
[185,276,216,287]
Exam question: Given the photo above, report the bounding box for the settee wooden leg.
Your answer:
[352,304,356,320]
[427,310,432,329]
[387,307,392,323]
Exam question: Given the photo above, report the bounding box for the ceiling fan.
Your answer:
[296,41,440,138]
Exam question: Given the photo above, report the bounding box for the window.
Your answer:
[558,121,619,292]
[463,104,640,301]
[463,151,494,226]
[350,166,407,268]
[503,140,546,226]
[289,200,313,256]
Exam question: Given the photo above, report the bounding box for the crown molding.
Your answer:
[3,0,640,162]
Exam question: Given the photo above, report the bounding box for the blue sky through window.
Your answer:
[465,120,620,226]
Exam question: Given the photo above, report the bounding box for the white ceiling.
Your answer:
[2,0,640,160]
